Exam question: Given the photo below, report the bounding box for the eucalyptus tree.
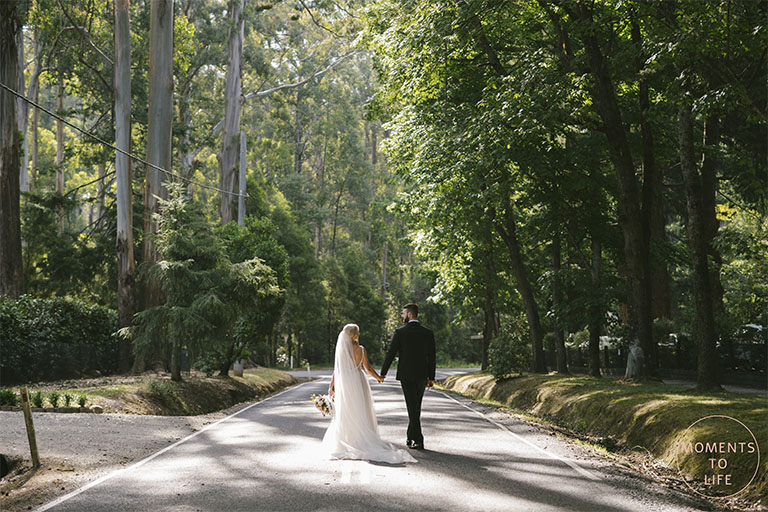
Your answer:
[17,25,44,193]
[0,0,24,298]
[142,0,174,311]
[217,0,359,225]
[114,0,134,372]
[219,0,246,224]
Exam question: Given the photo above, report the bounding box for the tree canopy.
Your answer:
[0,0,764,387]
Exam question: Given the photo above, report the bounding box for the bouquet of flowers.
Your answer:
[311,393,334,417]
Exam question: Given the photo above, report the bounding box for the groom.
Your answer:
[380,303,436,450]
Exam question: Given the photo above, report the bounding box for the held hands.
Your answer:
[427,379,435,389]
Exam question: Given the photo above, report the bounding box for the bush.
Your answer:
[192,356,219,377]
[63,392,74,407]
[48,390,61,408]
[31,390,44,408]
[77,394,88,408]
[0,388,18,406]
[488,314,532,380]
[0,295,118,385]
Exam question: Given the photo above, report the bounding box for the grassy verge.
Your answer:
[441,372,767,507]
[17,368,298,416]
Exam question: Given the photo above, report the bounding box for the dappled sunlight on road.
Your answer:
[37,376,709,512]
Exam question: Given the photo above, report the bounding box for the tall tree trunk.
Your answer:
[30,60,38,189]
[701,114,725,317]
[21,33,41,192]
[494,207,546,373]
[179,78,193,177]
[679,102,720,391]
[142,0,174,311]
[588,236,602,377]
[649,196,671,320]
[481,229,498,371]
[313,222,321,259]
[218,0,244,225]
[170,337,182,382]
[330,182,345,258]
[364,120,371,161]
[56,74,65,231]
[219,340,235,377]
[115,0,135,373]
[96,163,106,226]
[575,6,654,377]
[632,16,670,321]
[552,232,568,373]
[0,1,24,298]
[56,75,64,194]
[16,27,29,193]
[481,289,497,372]
[293,90,304,175]
[371,122,378,167]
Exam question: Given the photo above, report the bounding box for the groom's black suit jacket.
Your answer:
[381,321,436,381]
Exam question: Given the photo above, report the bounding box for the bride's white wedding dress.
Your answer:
[322,328,415,464]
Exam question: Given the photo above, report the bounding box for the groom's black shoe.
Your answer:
[407,440,424,450]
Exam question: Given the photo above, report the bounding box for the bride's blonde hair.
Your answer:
[343,324,359,338]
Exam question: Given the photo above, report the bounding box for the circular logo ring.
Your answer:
[675,414,760,499]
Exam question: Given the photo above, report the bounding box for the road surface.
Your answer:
[33,371,707,511]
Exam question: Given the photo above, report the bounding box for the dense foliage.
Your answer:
[365,0,766,386]
[1,0,764,386]
[0,295,118,384]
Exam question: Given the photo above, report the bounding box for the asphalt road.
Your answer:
[34,371,708,512]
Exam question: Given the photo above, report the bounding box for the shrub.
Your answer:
[192,356,218,378]
[77,394,88,408]
[0,388,18,406]
[488,313,532,380]
[31,390,44,408]
[63,392,74,407]
[48,390,61,408]
[0,295,118,385]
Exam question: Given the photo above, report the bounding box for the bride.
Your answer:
[322,324,416,464]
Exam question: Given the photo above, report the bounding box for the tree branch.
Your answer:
[188,52,358,165]
[471,15,508,76]
[56,0,113,67]
[243,50,358,101]
[297,0,343,39]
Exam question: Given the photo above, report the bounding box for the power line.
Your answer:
[1,81,248,199]
[65,165,115,197]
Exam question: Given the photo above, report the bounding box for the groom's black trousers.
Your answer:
[400,378,427,445]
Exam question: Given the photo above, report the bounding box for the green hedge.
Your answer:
[0,295,118,385]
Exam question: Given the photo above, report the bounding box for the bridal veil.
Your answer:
[322,324,415,464]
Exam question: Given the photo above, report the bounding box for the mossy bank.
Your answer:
[441,372,767,508]
[8,368,297,416]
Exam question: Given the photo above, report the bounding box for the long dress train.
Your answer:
[322,334,415,465]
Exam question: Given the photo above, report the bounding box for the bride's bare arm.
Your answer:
[362,348,383,383]
[329,372,335,395]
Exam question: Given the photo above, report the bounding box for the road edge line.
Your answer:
[33,380,312,512]
[436,390,602,482]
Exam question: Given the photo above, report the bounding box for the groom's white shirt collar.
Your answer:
[408,319,419,323]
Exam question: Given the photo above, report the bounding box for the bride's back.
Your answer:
[351,345,364,367]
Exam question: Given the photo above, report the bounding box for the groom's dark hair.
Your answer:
[404,303,419,318]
